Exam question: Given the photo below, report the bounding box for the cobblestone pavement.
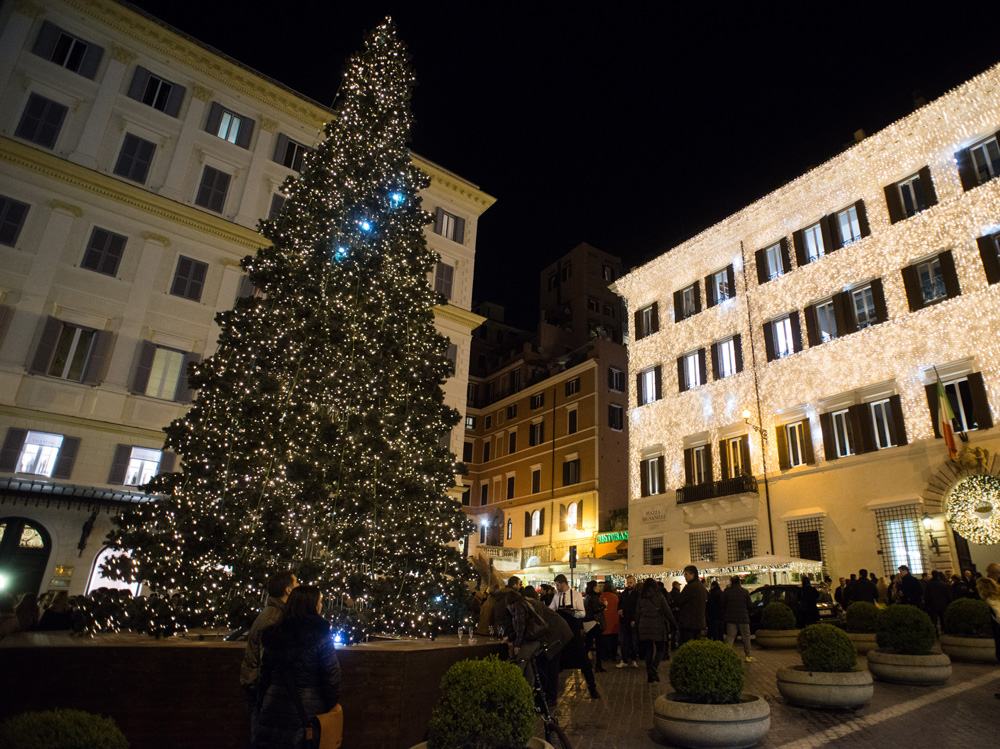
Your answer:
[535,644,1000,748]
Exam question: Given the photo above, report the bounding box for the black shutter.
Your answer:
[828,212,843,251]
[127,66,151,101]
[578,500,584,527]
[272,133,289,164]
[32,21,61,59]
[159,451,177,474]
[832,294,848,339]
[78,42,104,80]
[710,342,720,381]
[719,440,729,478]
[27,316,62,375]
[938,250,961,299]
[654,365,662,400]
[673,289,683,322]
[693,281,702,313]
[918,166,938,208]
[81,330,113,385]
[819,216,835,255]
[779,238,792,274]
[804,304,819,347]
[434,207,444,235]
[955,147,978,192]
[237,276,256,300]
[819,412,837,460]
[636,372,643,404]
[453,217,466,244]
[164,83,186,118]
[887,394,908,446]
[539,508,544,532]
[563,461,570,485]
[51,436,81,479]
[107,444,132,484]
[640,460,649,497]
[524,511,530,537]
[850,404,875,454]
[755,247,768,284]
[901,265,923,312]
[705,443,714,481]
[733,334,744,373]
[968,372,994,430]
[790,311,803,353]
[650,302,659,333]
[801,419,815,464]
[739,436,751,475]
[727,265,735,298]
[656,456,666,492]
[0,428,28,472]
[884,183,905,225]
[130,340,156,394]
[925,383,941,438]
[792,229,808,267]
[763,321,775,362]
[175,352,201,403]
[204,102,223,135]
[776,424,789,470]
[683,448,693,485]
[235,117,255,149]
[677,356,686,393]
[870,279,888,324]
[705,273,716,308]
[855,200,870,239]
[978,236,1000,285]
[634,310,642,340]
[697,348,707,386]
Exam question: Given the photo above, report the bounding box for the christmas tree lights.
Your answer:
[104,20,474,640]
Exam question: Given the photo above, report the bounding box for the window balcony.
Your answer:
[479,545,521,564]
[676,474,758,504]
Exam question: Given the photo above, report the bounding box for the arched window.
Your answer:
[479,524,486,544]
[0,517,52,596]
[86,547,142,595]
[566,502,578,529]
[506,518,512,540]
[531,510,541,536]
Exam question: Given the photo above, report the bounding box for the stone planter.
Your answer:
[866,650,952,685]
[754,629,800,649]
[939,635,997,663]
[412,740,553,749]
[845,631,877,654]
[776,665,873,709]
[653,693,770,748]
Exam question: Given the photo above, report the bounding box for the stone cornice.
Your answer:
[433,304,487,331]
[419,160,497,215]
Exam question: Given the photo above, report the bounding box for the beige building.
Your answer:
[0,0,492,597]
[615,63,1000,580]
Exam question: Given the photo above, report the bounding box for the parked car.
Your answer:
[747,584,844,632]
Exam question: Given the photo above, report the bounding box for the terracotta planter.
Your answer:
[754,629,800,649]
[776,665,874,709]
[845,631,877,654]
[939,635,997,664]
[653,693,770,748]
[866,650,951,685]
[412,739,553,749]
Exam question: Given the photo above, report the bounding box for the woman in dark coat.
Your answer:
[256,585,340,749]
[583,580,605,671]
[634,577,677,683]
[798,575,820,627]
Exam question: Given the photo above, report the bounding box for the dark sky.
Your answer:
[128,1,1000,329]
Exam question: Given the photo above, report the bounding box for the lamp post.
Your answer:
[743,406,774,555]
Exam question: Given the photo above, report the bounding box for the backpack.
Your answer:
[523,600,550,642]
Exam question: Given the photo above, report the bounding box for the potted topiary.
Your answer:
[939,599,996,663]
[653,640,770,748]
[755,602,800,649]
[417,655,553,749]
[776,624,874,709]
[844,602,880,654]
[867,604,951,685]
[0,709,129,749]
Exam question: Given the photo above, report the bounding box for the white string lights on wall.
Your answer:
[616,63,1000,502]
[946,474,1000,545]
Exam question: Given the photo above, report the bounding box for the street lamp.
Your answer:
[742,408,774,556]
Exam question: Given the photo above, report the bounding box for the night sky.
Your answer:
[128,1,1000,329]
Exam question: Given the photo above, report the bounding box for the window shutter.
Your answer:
[918,166,938,208]
[925,383,942,438]
[524,511,530,536]
[710,342,720,381]
[697,348,707,386]
[434,207,444,235]
[733,334,744,373]
[792,229,807,267]
[884,183,905,224]
[901,265,923,312]
[804,304,819,347]
[887,394,908,446]
[204,102,223,135]
[159,451,176,474]
[938,250,961,299]
[676,357,686,393]
[828,213,843,251]
[0,305,11,344]
[235,117,255,149]
[164,82,186,118]
[832,293,848,338]
[656,456,665,491]
[790,311,803,353]
[107,443,132,484]
[51,436,81,479]
[175,352,201,403]
[633,309,642,340]
[636,372,643,404]
[776,424,789,470]
[726,265,736,298]
[578,500,584,527]
[820,412,837,460]
[127,66,151,101]
[272,133,289,163]
[32,21,61,59]
[539,508,545,532]
[801,419,815,464]
[705,443,714,481]
[719,439,729,478]
[81,330,113,385]
[673,289,683,322]
[763,321,775,362]
[978,236,1000,284]
[78,42,104,80]
[653,365,662,400]
[130,340,156,394]
[27,316,62,375]
[854,200,870,239]
[754,247,768,284]
[839,291,857,331]
[967,372,994,430]
[640,460,649,497]
[563,461,570,485]
[693,280,702,313]
[850,404,875,454]
[955,147,978,192]
[453,217,466,244]
[559,504,567,532]
[779,238,792,274]
[819,215,835,254]
[650,301,659,333]
[704,274,716,308]
[0,428,28,472]
[740,436,750,475]
[869,279,888,324]
[237,275,256,300]
[683,448,693,485]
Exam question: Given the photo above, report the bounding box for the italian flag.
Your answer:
[936,377,958,461]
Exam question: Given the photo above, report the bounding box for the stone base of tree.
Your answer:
[845,632,877,654]
[754,629,800,649]
[939,635,997,663]
[866,650,952,685]
[653,693,770,748]
[776,666,874,709]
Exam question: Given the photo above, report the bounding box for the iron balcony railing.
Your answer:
[676,474,758,505]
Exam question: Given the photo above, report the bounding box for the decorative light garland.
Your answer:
[946,474,1000,544]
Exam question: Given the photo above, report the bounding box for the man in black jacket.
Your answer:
[675,565,708,644]
[852,569,878,605]
[721,576,754,661]
[898,565,923,607]
[617,574,641,668]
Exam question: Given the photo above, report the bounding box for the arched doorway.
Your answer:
[0,517,52,596]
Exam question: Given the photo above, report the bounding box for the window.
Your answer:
[507,519,513,540]
[507,476,515,500]
[146,347,185,400]
[723,436,749,479]
[679,350,705,391]
[640,456,664,497]
[15,93,68,149]
[32,22,102,78]
[815,300,837,343]
[434,207,464,243]
[565,378,580,396]
[977,232,1000,285]
[869,399,896,449]
[434,262,454,299]
[899,175,925,216]
[964,136,1000,187]
[933,376,990,434]
[756,239,791,283]
[918,258,946,304]
[80,227,126,277]
[28,317,111,384]
[479,524,486,544]
[788,518,825,563]
[446,344,457,371]
[507,404,518,419]
[635,303,659,339]
[609,404,623,431]
[124,447,162,487]
[714,337,740,379]
[766,313,800,361]
[692,445,709,484]
[268,194,286,221]
[113,134,156,184]
[142,74,173,111]
[638,366,661,405]
[482,441,491,462]
[875,506,925,576]
[275,135,308,171]
[803,222,825,262]
[531,510,542,536]
[461,488,470,506]
[836,205,862,245]
[508,431,517,454]
[852,284,877,330]
[217,110,243,143]
[602,264,615,281]
[565,502,578,529]
[171,256,208,302]
[785,421,808,467]
[48,323,97,382]
[509,369,521,392]
[643,537,664,566]
[563,458,580,486]
[603,303,615,317]
[1,429,79,479]
[16,431,64,477]
[674,282,700,321]
[726,526,757,563]
[465,416,475,430]
[530,393,544,409]
[126,67,185,116]
[485,415,492,429]
[204,102,254,148]
[587,297,600,313]
[831,409,855,457]
[690,530,717,563]
[529,421,545,446]
[608,367,625,392]
[531,468,541,494]
[547,273,558,291]
[902,251,961,311]
[0,196,29,247]
[462,442,473,462]
[195,166,231,213]
[567,409,578,435]
[480,484,488,505]
[561,263,572,282]
[706,266,734,307]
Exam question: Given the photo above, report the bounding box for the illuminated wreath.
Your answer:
[946,474,1000,545]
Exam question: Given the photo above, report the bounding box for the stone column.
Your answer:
[71,44,135,170]
[0,1,43,95]
[160,85,212,201]
[233,117,277,227]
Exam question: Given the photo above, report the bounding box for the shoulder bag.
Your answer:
[280,666,343,749]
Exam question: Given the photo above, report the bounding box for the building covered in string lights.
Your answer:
[614,64,1000,580]
[0,0,493,597]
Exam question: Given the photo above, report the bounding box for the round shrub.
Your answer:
[798,623,857,672]
[875,604,937,654]
[760,601,797,630]
[943,598,993,637]
[845,601,880,633]
[0,709,128,749]
[427,655,534,749]
[668,640,745,704]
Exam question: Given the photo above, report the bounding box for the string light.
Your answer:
[946,474,1000,544]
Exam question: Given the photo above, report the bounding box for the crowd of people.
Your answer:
[0,590,87,639]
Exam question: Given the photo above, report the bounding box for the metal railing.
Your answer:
[676,474,758,504]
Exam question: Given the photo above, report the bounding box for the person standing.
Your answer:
[675,566,707,644]
[876,576,889,605]
[924,570,953,635]
[722,576,754,662]
[549,574,600,698]
[798,575,820,627]
[898,566,924,608]
[36,591,73,631]
[583,581,605,671]
[617,575,641,668]
[523,587,572,704]
[599,582,620,666]
[707,581,725,641]
[635,577,677,683]
[852,569,878,604]
[240,570,298,746]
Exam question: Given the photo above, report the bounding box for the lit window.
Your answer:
[815,300,837,343]
[506,519,512,540]
[642,457,662,495]
[831,409,855,457]
[898,175,926,217]
[680,284,697,318]
[683,351,701,390]
[531,510,542,536]
[943,378,977,433]
[609,368,625,392]
[786,421,806,467]
[917,258,947,304]
[465,416,475,429]
[869,399,895,449]
[885,517,924,574]
[125,447,162,486]
[726,437,745,478]
[764,243,784,279]
[712,269,730,302]
[216,110,243,143]
[434,262,454,299]
[639,368,657,405]
[803,222,825,262]
[48,324,96,381]
[608,404,624,430]
[773,316,795,358]
[852,285,877,330]
[17,431,64,477]
[566,502,578,529]
[691,445,709,485]
[146,347,185,400]
[718,338,737,378]
[836,205,862,245]
[970,137,1000,184]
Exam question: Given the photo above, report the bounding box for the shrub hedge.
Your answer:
[845,601,880,633]
[0,709,128,749]
[798,623,857,672]
[668,640,745,704]
[760,601,797,630]
[875,604,937,654]
[943,598,993,637]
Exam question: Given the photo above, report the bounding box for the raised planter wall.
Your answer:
[845,631,877,654]
[653,693,770,748]
[939,635,997,664]
[866,650,952,685]
[754,628,800,649]
[776,666,874,709]
[0,633,505,749]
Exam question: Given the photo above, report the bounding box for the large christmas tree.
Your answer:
[106,20,473,639]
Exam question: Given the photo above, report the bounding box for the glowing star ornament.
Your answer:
[946,474,1000,545]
